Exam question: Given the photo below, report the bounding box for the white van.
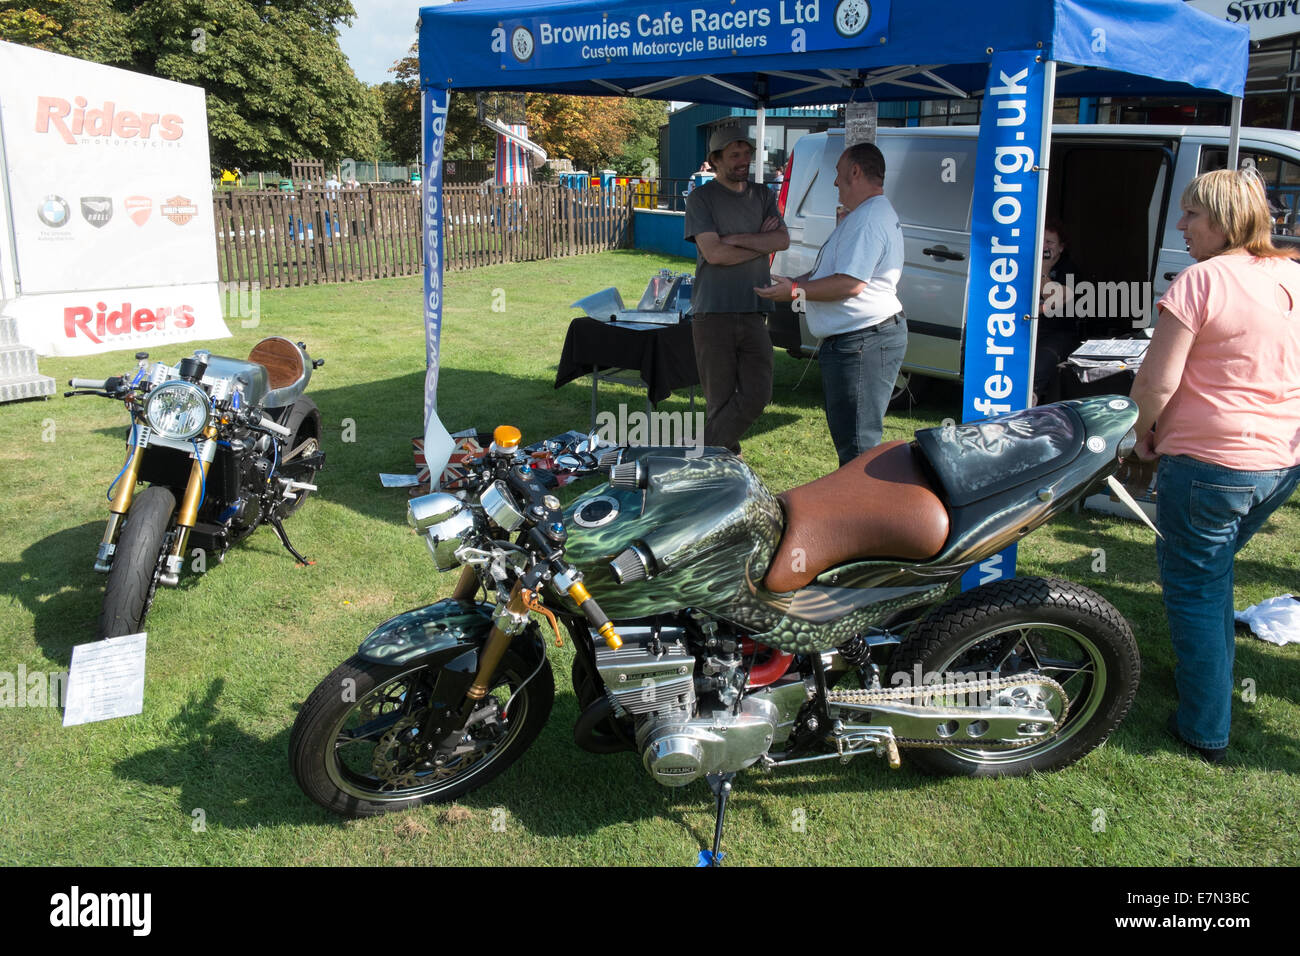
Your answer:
[769,124,1300,405]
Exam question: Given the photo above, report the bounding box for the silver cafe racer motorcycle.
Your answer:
[66,337,325,638]
[290,397,1141,864]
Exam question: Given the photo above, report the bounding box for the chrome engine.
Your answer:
[594,624,811,788]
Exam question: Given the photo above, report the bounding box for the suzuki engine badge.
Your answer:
[1087,436,1107,453]
[834,0,871,38]
[573,495,620,528]
[511,26,534,62]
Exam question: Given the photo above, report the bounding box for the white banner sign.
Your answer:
[1187,0,1300,42]
[0,40,229,355]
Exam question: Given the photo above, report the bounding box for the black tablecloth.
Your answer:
[554,317,700,404]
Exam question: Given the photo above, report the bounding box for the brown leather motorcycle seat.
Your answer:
[249,337,305,390]
[764,440,951,593]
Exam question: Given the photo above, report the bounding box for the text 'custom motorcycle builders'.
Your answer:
[67,336,325,638]
[290,397,1142,865]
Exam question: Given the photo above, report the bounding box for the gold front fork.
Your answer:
[466,581,528,701]
[95,430,145,571]
[161,427,217,584]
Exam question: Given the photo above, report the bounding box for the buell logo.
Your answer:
[38,195,70,228]
[125,196,152,226]
[81,197,112,228]
[64,301,196,344]
[34,97,184,145]
[161,195,197,225]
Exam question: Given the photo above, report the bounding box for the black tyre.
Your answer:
[277,397,321,517]
[97,485,176,638]
[887,369,931,411]
[290,649,554,817]
[886,576,1139,776]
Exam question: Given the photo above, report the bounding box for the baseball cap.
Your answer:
[708,127,754,154]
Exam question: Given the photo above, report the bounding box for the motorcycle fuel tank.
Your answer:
[561,452,785,621]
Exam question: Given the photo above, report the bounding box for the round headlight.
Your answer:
[145,380,210,440]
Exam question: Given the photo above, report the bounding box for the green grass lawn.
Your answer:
[2,249,1297,867]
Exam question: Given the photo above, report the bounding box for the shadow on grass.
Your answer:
[10,521,234,660]
[112,679,325,829]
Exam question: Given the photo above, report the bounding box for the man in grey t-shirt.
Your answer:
[683,128,789,455]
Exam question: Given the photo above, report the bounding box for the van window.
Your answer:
[794,138,841,220]
[880,138,977,232]
[1199,147,1300,237]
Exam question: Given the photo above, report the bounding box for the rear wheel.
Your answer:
[97,485,175,638]
[290,649,554,817]
[277,397,321,517]
[886,576,1139,776]
[887,370,931,411]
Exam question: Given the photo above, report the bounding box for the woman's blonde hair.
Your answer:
[1181,168,1300,259]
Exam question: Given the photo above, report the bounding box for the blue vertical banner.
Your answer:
[959,51,1048,591]
[420,85,455,487]
[422,85,448,424]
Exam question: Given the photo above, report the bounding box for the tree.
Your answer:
[378,43,492,165]
[525,93,665,174]
[0,0,382,173]
[0,0,132,63]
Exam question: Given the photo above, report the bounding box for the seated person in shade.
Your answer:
[1033,217,1083,404]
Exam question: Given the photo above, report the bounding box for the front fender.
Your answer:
[355,598,544,671]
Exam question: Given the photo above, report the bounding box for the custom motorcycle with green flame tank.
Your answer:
[289,396,1142,864]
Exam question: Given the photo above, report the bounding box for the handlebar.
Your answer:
[244,411,291,437]
[68,377,110,390]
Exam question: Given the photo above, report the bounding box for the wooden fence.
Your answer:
[213,184,633,287]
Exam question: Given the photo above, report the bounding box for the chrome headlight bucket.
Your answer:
[481,480,526,531]
[144,380,210,440]
[426,509,477,571]
[408,492,464,533]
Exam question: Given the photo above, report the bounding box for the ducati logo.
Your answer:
[38,195,70,228]
[81,196,113,228]
[125,196,152,226]
[161,195,197,225]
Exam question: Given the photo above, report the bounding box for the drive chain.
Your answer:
[828,674,1071,750]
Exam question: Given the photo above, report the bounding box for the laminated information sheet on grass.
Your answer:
[62,632,147,727]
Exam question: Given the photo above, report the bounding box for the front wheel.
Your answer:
[886,576,1139,776]
[289,649,554,817]
[97,485,176,638]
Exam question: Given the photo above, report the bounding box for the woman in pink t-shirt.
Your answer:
[1130,168,1300,764]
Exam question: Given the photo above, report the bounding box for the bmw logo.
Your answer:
[38,195,70,228]
[833,0,872,38]
[511,26,535,63]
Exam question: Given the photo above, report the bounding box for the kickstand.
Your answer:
[697,772,736,867]
[269,515,313,566]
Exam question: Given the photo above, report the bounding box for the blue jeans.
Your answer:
[817,315,908,467]
[1155,454,1300,749]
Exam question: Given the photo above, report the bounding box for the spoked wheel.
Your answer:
[289,649,553,817]
[887,370,930,411]
[887,576,1139,776]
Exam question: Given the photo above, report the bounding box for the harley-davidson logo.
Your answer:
[81,196,112,228]
[161,195,197,225]
[125,196,152,226]
[38,195,70,228]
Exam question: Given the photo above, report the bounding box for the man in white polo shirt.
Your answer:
[756,142,906,467]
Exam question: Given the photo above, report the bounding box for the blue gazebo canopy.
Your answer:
[417,0,1247,107]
